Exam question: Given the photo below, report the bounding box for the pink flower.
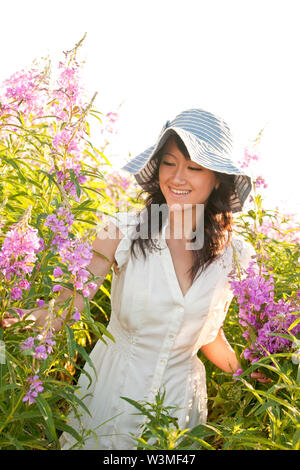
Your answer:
[73,310,81,322]
[255,175,268,189]
[238,148,259,169]
[233,368,244,381]
[88,282,97,290]
[82,288,90,298]
[53,267,63,277]
[0,215,41,282]
[36,299,45,307]
[74,280,83,290]
[20,336,35,350]
[22,374,44,405]
[11,287,23,300]
[34,345,48,360]
[53,284,63,293]
[18,279,31,290]
[16,308,24,318]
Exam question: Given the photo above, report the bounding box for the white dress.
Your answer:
[60,211,254,450]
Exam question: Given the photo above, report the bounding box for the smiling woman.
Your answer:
[130,131,238,281]
[59,108,268,450]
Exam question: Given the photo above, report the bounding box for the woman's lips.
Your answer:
[168,186,192,198]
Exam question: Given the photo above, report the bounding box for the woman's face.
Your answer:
[158,136,219,209]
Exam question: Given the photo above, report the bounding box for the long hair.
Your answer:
[130,134,236,282]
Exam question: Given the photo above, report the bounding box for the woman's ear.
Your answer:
[215,181,220,190]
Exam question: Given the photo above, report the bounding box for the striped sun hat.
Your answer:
[122,108,252,212]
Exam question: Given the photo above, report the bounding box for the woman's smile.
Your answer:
[168,186,192,197]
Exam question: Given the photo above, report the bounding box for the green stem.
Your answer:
[0,390,25,435]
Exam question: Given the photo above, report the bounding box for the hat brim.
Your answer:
[122,127,252,213]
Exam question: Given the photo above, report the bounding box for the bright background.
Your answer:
[1,0,299,217]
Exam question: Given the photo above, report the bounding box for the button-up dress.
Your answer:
[60,211,254,450]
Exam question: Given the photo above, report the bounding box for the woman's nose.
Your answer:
[172,165,187,184]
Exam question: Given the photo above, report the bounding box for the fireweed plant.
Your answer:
[0,37,121,449]
[189,145,300,450]
[0,38,299,449]
[229,145,300,369]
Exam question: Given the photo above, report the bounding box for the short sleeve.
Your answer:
[197,237,257,348]
[231,237,257,272]
[107,211,138,270]
[197,287,234,348]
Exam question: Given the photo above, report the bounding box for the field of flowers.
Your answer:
[0,40,299,450]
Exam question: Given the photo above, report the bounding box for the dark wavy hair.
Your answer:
[130,134,236,282]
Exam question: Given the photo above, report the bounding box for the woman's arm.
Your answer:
[200,327,240,373]
[200,327,272,383]
[2,221,124,331]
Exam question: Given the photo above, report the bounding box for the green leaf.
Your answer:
[3,432,24,450]
[94,321,115,342]
[65,325,76,359]
[69,169,81,198]
[184,435,215,450]
[75,342,98,381]
[55,420,83,447]
[292,425,300,450]
[75,218,97,226]
[288,316,300,331]
[247,323,257,344]
[59,390,92,418]
[36,396,59,445]
[2,157,27,184]
[0,384,21,394]
[100,284,111,299]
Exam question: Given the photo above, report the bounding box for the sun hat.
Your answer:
[122,108,252,213]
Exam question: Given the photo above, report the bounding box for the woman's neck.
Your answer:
[166,205,204,242]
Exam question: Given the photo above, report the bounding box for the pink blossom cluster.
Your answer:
[20,327,57,405]
[229,261,300,363]
[45,206,95,298]
[98,170,134,214]
[22,374,44,405]
[0,214,43,302]
[238,148,268,190]
[254,175,268,189]
[21,329,56,360]
[238,148,259,170]
[48,61,88,200]
[1,69,48,122]
[109,171,130,192]
[255,213,300,244]
[1,53,89,202]
[51,61,83,121]
[100,111,119,135]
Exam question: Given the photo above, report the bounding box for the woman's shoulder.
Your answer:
[107,210,140,237]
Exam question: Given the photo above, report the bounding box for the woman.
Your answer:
[15,109,268,449]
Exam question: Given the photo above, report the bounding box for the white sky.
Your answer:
[1,0,299,217]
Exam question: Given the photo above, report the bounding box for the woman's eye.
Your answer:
[161,161,202,170]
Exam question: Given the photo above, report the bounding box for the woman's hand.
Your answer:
[249,355,272,384]
[250,369,272,384]
[1,307,49,329]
